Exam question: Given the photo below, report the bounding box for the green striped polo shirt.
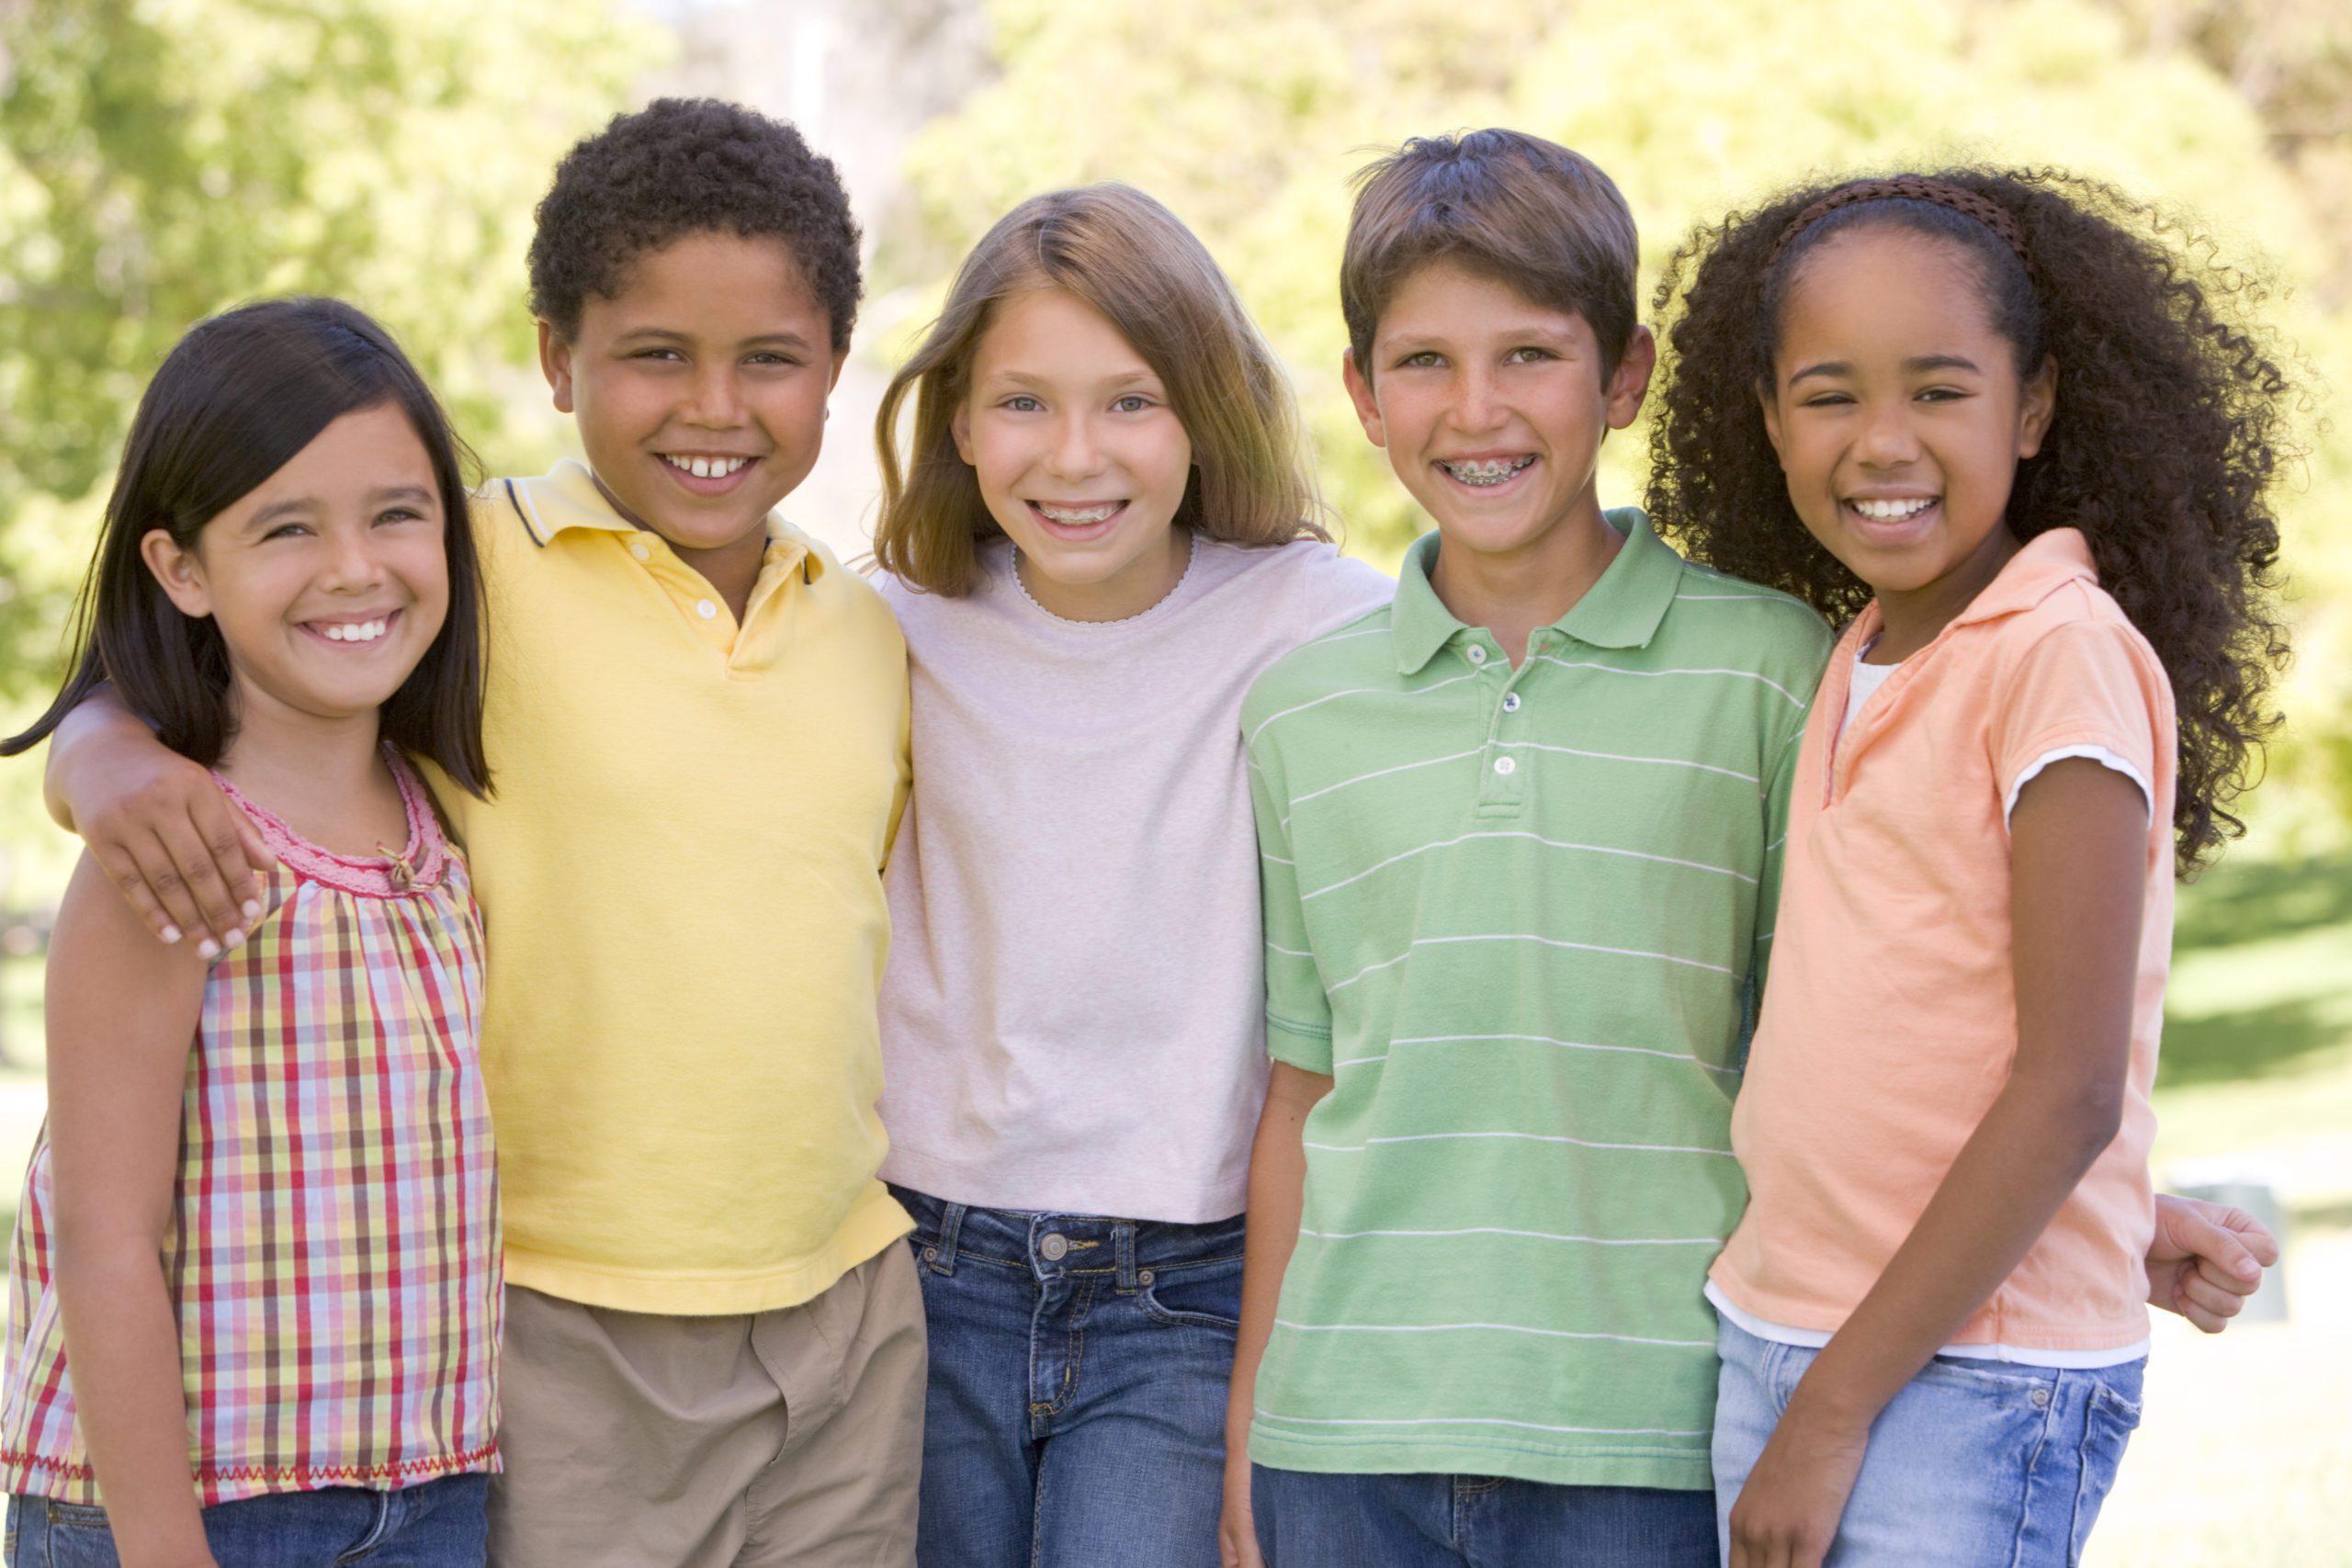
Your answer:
[1242,511,1834,1489]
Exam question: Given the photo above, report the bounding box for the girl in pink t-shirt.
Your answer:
[865,185,1391,1568]
[1646,171,2294,1566]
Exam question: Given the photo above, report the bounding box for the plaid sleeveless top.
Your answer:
[0,754,499,1506]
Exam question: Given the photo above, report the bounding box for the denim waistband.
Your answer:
[888,1183,1244,1283]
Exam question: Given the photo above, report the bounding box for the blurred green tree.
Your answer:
[898,0,2352,833]
[0,0,661,686]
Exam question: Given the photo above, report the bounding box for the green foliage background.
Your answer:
[0,0,660,885]
[0,13,2343,1554]
[0,0,659,670]
[888,0,2352,841]
[0,0,2346,855]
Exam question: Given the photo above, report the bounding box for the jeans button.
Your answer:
[2030,1385,2052,1409]
[922,1246,938,1262]
[1040,1233,1069,1261]
[1138,1269,1155,1285]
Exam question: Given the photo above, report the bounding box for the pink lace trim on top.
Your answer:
[211,750,449,898]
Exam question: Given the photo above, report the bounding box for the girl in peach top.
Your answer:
[1646,171,2294,1567]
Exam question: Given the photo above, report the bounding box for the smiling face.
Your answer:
[1345,260,1654,572]
[1760,227,2056,615]
[539,230,846,602]
[950,287,1194,622]
[141,401,450,732]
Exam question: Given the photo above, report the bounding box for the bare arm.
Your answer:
[41,690,269,951]
[1220,1062,1332,1568]
[45,852,218,1568]
[1728,759,2148,1568]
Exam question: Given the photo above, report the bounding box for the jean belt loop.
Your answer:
[932,1201,967,1277]
[1114,1219,1139,1290]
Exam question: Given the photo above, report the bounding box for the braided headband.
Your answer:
[1769,176,2030,268]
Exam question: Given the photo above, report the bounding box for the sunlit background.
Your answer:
[1,1,2346,1559]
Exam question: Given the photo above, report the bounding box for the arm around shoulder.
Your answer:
[40,690,269,952]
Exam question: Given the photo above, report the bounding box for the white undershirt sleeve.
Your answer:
[2003,746,2152,829]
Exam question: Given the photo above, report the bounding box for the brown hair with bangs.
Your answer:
[874,184,1323,594]
[1342,130,1639,383]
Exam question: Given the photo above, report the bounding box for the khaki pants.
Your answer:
[489,1244,925,1568]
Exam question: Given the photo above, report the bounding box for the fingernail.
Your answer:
[242,900,263,920]
[197,939,220,960]
[159,925,181,944]
[222,929,245,950]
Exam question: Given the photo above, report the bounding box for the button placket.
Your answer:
[1476,734,1526,815]
[1476,649,1531,818]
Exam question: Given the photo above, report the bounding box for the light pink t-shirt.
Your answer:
[1710,528,2176,1355]
[875,534,1395,1222]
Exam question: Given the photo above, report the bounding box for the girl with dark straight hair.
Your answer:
[5,295,490,792]
[0,297,502,1567]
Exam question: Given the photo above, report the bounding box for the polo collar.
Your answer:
[1392,507,1679,675]
[1951,526,2097,626]
[1849,526,2097,649]
[501,459,822,581]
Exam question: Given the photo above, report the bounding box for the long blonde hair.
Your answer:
[874,184,1324,594]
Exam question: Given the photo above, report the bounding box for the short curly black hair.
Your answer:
[527,97,862,351]
[1646,166,2296,874]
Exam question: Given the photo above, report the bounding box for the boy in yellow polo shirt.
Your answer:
[43,100,922,1567]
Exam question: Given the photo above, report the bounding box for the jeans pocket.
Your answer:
[1918,1352,2057,1401]
[1905,1358,2055,1489]
[31,1499,122,1568]
[45,1499,111,1531]
[1139,1254,1242,1332]
[2067,1377,2144,1564]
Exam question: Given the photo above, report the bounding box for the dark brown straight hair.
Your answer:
[4,298,492,795]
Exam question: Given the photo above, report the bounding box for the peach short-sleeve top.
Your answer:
[1709,528,2175,1356]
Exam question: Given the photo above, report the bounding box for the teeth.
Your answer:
[1853,497,1935,520]
[1038,502,1119,525]
[322,619,388,643]
[666,456,748,479]
[1442,457,1535,487]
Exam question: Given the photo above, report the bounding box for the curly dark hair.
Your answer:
[528,97,862,350]
[1646,166,2295,874]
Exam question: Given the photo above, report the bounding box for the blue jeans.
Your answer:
[889,1184,1243,1568]
[1712,1317,2144,1566]
[1250,1466,1718,1567]
[6,1473,489,1566]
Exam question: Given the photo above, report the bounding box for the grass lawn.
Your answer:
[2090,1230,2352,1567]
[2093,848,2352,1566]
[0,853,2339,1555]
[2149,852,2352,1210]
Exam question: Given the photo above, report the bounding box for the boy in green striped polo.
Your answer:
[1220,130,1832,1567]
[1217,134,2267,1568]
